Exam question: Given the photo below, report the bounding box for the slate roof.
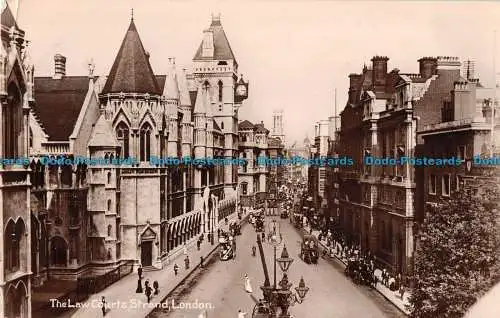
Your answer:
[193,18,236,62]
[238,120,254,130]
[88,113,119,147]
[32,76,91,141]
[254,123,269,134]
[101,18,161,95]
[1,2,19,29]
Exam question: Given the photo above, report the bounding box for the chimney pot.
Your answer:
[418,57,437,78]
[53,53,66,79]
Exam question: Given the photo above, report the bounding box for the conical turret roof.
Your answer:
[193,86,206,114]
[102,18,161,95]
[178,69,192,106]
[163,58,179,100]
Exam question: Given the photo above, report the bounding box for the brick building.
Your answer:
[27,13,249,291]
[419,73,500,213]
[337,55,464,277]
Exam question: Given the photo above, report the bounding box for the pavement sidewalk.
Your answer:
[70,212,248,318]
[302,225,411,315]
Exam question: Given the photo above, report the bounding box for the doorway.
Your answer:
[141,241,153,266]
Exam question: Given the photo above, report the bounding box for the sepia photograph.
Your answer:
[1,0,500,317]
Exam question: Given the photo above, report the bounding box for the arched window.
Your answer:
[107,199,112,212]
[107,171,112,184]
[107,225,112,237]
[116,122,130,158]
[203,80,210,91]
[139,123,152,162]
[218,80,223,102]
[4,219,24,272]
[5,83,21,157]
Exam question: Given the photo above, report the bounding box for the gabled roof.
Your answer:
[32,76,91,141]
[1,2,19,29]
[193,18,236,62]
[88,113,119,147]
[102,18,161,95]
[238,120,254,130]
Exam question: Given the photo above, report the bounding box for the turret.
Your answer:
[193,85,207,159]
[164,57,180,157]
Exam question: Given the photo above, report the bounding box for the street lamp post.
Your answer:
[252,219,309,318]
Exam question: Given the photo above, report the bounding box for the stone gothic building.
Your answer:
[27,12,248,292]
[1,2,35,317]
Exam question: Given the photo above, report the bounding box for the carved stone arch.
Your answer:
[138,110,157,132]
[112,107,132,127]
[6,279,28,296]
[50,236,68,266]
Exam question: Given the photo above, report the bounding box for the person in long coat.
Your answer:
[244,274,253,293]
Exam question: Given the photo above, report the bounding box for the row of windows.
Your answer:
[429,174,461,196]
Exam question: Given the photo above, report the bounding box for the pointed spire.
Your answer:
[101,16,161,95]
[177,68,192,106]
[131,8,134,21]
[163,57,179,100]
[193,85,206,114]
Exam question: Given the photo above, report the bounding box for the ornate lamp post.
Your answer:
[252,219,309,318]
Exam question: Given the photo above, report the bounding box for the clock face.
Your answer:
[236,85,247,96]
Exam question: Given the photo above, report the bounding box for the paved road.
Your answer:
[152,213,405,318]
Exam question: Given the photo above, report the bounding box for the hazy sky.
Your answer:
[15,0,500,145]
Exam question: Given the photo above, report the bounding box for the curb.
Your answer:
[296,226,409,316]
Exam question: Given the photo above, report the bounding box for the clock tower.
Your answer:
[192,14,248,194]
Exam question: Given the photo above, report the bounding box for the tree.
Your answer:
[409,179,500,318]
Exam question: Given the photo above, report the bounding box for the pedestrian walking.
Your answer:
[197,239,201,251]
[136,278,143,293]
[174,263,179,276]
[244,274,253,293]
[145,279,152,303]
[153,280,159,295]
[138,265,143,279]
[238,309,247,318]
[200,256,204,268]
[184,255,190,269]
[101,296,107,316]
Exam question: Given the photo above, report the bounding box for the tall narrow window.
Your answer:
[29,128,33,148]
[107,225,112,237]
[218,80,223,102]
[116,122,130,158]
[5,84,21,157]
[140,123,152,162]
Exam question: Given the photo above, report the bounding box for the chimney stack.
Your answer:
[371,56,389,89]
[418,57,438,78]
[348,73,362,104]
[53,54,66,79]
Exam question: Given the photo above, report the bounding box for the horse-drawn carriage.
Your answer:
[344,258,374,286]
[300,235,319,264]
[219,235,235,261]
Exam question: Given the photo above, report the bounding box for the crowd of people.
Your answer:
[316,228,406,299]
